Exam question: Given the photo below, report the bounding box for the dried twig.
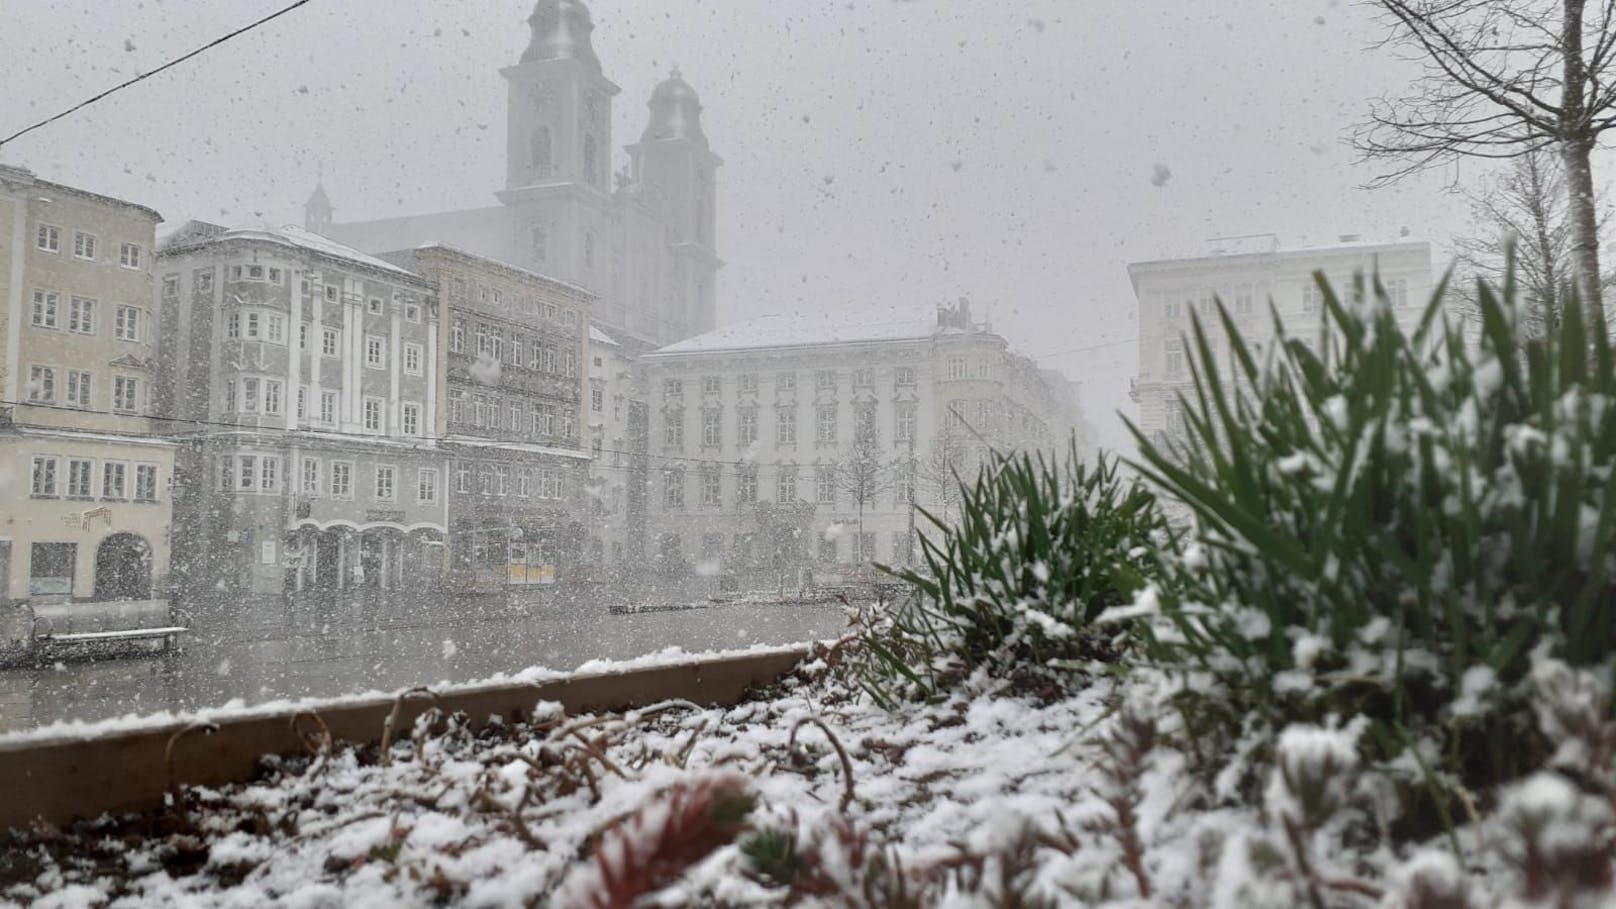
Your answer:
[789,716,858,813]
[163,721,220,829]
[379,687,441,767]
[289,710,333,759]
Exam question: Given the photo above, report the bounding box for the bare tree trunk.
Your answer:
[1561,0,1605,321]
[1564,137,1605,320]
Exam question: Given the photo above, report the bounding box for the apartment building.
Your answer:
[381,244,592,592]
[584,324,649,579]
[0,165,175,607]
[636,299,1084,594]
[1128,235,1435,447]
[156,222,445,595]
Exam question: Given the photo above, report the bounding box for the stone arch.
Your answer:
[94,532,152,601]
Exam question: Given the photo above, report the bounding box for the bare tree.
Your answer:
[1454,147,1575,334]
[1355,0,1616,316]
[918,426,969,526]
[839,422,889,560]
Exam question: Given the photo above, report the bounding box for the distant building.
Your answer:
[310,0,720,352]
[1128,236,1435,447]
[155,222,446,595]
[583,324,649,577]
[381,244,593,592]
[636,300,1085,595]
[0,164,176,609]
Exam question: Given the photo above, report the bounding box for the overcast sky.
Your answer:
[0,0,1559,451]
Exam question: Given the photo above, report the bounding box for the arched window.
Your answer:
[529,126,552,179]
[582,134,598,186]
[531,226,547,264]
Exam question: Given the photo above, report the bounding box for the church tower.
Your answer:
[626,69,723,336]
[497,0,620,293]
[304,182,333,233]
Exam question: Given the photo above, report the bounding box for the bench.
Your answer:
[37,626,188,645]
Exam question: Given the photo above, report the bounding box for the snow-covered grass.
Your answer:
[5,642,1615,907]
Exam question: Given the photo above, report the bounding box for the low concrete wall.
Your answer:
[30,599,172,636]
[0,646,808,829]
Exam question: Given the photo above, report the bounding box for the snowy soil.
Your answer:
[0,654,1535,908]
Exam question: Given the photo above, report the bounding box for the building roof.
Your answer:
[158,221,421,278]
[521,0,602,73]
[397,243,594,299]
[589,324,620,347]
[647,307,977,358]
[1129,238,1431,275]
[0,164,164,222]
[640,68,707,146]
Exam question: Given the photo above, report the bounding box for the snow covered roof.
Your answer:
[649,308,966,357]
[589,324,620,347]
[158,220,422,278]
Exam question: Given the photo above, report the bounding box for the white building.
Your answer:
[583,325,647,576]
[1129,235,1435,447]
[636,300,1086,595]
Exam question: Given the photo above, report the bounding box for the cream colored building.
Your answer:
[1129,235,1435,447]
[636,300,1085,596]
[0,165,175,606]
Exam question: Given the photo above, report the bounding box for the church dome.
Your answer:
[640,68,707,145]
[521,0,602,73]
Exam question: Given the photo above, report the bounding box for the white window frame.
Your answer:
[363,397,384,433]
[330,461,354,499]
[114,304,141,341]
[68,297,95,334]
[417,467,438,504]
[36,224,60,253]
[365,336,385,369]
[119,243,142,269]
[374,465,397,502]
[72,231,96,260]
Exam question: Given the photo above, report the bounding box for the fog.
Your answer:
[2,0,1493,450]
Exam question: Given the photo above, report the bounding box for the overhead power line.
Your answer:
[0,0,317,150]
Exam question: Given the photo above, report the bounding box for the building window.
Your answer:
[375,466,396,502]
[777,407,797,445]
[701,375,721,396]
[738,408,758,446]
[664,378,683,398]
[815,370,837,393]
[66,370,91,408]
[196,268,213,293]
[36,224,60,252]
[816,466,837,505]
[365,336,385,368]
[368,297,384,315]
[949,357,967,380]
[114,305,141,341]
[816,404,837,444]
[31,290,59,328]
[454,462,471,494]
[236,455,257,491]
[322,327,340,357]
[320,391,337,425]
[260,456,280,492]
[101,462,127,500]
[330,462,353,498]
[405,302,421,322]
[66,459,93,499]
[663,469,684,510]
[132,463,158,503]
[262,379,283,415]
[404,343,423,375]
[245,311,260,338]
[591,387,604,412]
[1302,284,1323,314]
[664,409,684,449]
[777,372,796,393]
[68,297,95,334]
[402,403,421,436]
[28,366,55,403]
[363,398,383,432]
[1387,277,1409,308]
[495,466,509,496]
[224,380,238,412]
[1164,340,1183,380]
[478,466,492,495]
[895,366,917,387]
[417,468,438,504]
[120,243,143,269]
[737,467,758,505]
[73,231,96,260]
[296,385,307,420]
[853,368,873,388]
[29,543,75,596]
[302,458,321,495]
[701,467,722,506]
[896,402,917,443]
[265,313,286,344]
[112,376,140,413]
[777,466,798,504]
[701,408,722,448]
[738,373,759,396]
[945,399,967,432]
[31,456,59,497]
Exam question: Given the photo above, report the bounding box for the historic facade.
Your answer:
[381,244,593,592]
[310,0,720,352]
[636,300,1085,596]
[0,165,176,608]
[1128,235,1435,447]
[155,222,446,595]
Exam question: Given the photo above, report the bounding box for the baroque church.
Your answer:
[305,0,721,351]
